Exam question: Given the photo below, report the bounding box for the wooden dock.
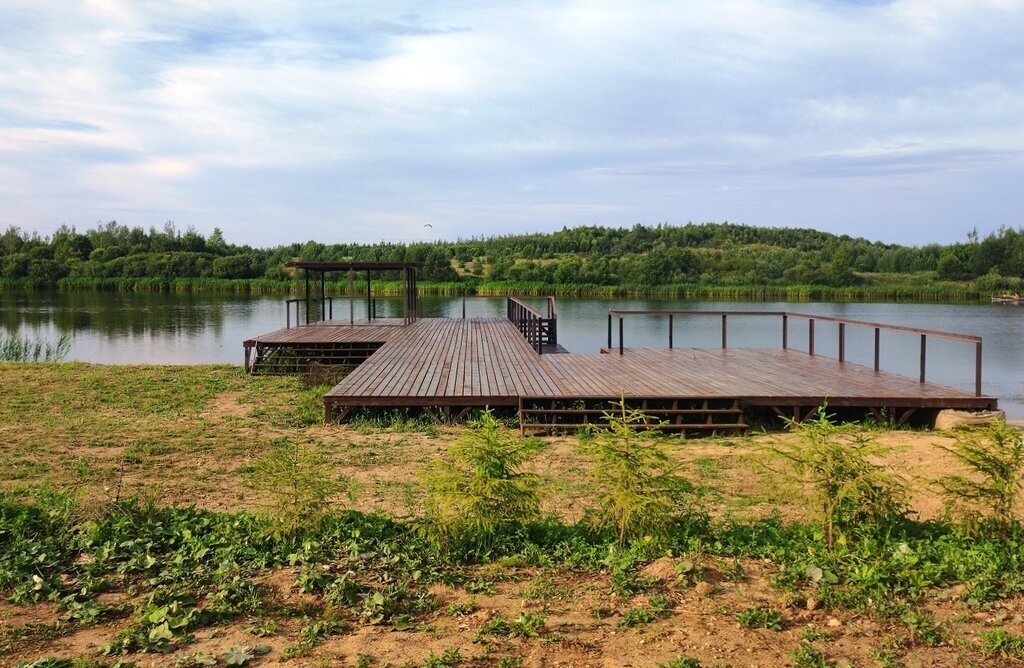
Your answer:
[244,302,996,433]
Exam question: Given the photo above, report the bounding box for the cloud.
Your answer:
[0,0,1022,244]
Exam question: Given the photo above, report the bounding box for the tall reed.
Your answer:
[0,332,72,362]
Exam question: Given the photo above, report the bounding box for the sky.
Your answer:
[0,0,1022,247]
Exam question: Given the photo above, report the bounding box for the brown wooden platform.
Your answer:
[244,316,996,429]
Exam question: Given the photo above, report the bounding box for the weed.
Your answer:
[737,605,784,631]
[658,658,701,668]
[422,648,463,667]
[790,639,836,668]
[421,409,543,551]
[979,629,1024,656]
[476,612,545,641]
[619,607,656,627]
[446,600,478,616]
[901,609,943,646]
[496,659,523,668]
[355,654,376,668]
[578,399,692,545]
[937,422,1024,540]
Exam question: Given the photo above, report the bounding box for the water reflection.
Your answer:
[1,291,1021,417]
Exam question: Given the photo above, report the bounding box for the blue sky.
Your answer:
[0,0,1021,246]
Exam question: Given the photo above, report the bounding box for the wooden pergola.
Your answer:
[284,260,424,325]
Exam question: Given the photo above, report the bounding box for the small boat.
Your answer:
[991,293,1022,304]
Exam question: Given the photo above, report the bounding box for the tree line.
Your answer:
[2,220,1023,293]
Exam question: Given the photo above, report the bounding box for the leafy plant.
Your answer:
[980,629,1024,656]
[658,658,700,668]
[421,410,543,549]
[619,607,656,627]
[901,609,943,647]
[246,439,351,537]
[578,399,692,544]
[768,406,907,549]
[937,421,1024,540]
[736,605,784,631]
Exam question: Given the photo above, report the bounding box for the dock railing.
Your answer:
[285,297,334,328]
[507,296,558,353]
[607,310,984,397]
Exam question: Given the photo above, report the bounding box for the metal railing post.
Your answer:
[920,334,927,383]
[619,317,624,355]
[873,327,880,372]
[976,340,983,397]
[721,314,727,348]
[607,314,612,349]
[809,319,815,356]
[782,314,788,349]
[838,323,845,363]
[669,314,673,349]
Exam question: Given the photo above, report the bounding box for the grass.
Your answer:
[2,363,1024,665]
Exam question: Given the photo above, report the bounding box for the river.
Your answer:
[2,291,1021,417]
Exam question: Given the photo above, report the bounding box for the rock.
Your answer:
[694,581,714,598]
[827,617,842,628]
[935,409,1006,430]
[642,557,680,583]
[806,598,819,611]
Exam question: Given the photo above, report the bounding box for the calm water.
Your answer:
[2,291,1022,417]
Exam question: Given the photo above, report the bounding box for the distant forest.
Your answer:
[2,221,1023,298]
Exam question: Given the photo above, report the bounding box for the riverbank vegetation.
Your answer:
[3,221,1024,300]
[3,362,1024,666]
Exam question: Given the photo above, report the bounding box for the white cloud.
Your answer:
[0,0,1022,243]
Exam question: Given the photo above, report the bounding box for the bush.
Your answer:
[937,421,1024,540]
[578,400,692,545]
[767,406,907,549]
[421,410,543,550]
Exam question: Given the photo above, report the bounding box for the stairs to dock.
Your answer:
[247,341,384,374]
[518,396,749,437]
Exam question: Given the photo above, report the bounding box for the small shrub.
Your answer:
[619,607,656,627]
[937,421,1024,540]
[737,605,784,631]
[901,609,943,647]
[789,639,835,668]
[578,399,692,545]
[768,406,907,549]
[658,658,700,668]
[980,629,1024,656]
[421,410,543,549]
[246,439,351,537]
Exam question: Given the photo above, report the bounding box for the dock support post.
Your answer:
[976,340,983,397]
[920,334,927,383]
[321,271,326,321]
[669,314,673,349]
[873,327,880,372]
[304,270,310,325]
[838,323,845,363]
[808,319,815,356]
[462,296,466,319]
[721,314,727,349]
[348,268,354,326]
[782,314,787,349]
[366,271,371,321]
[619,317,624,356]
[607,314,612,349]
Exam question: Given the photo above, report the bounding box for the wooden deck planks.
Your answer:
[250,317,993,409]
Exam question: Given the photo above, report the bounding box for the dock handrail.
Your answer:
[507,296,558,354]
[286,297,334,328]
[607,309,983,397]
